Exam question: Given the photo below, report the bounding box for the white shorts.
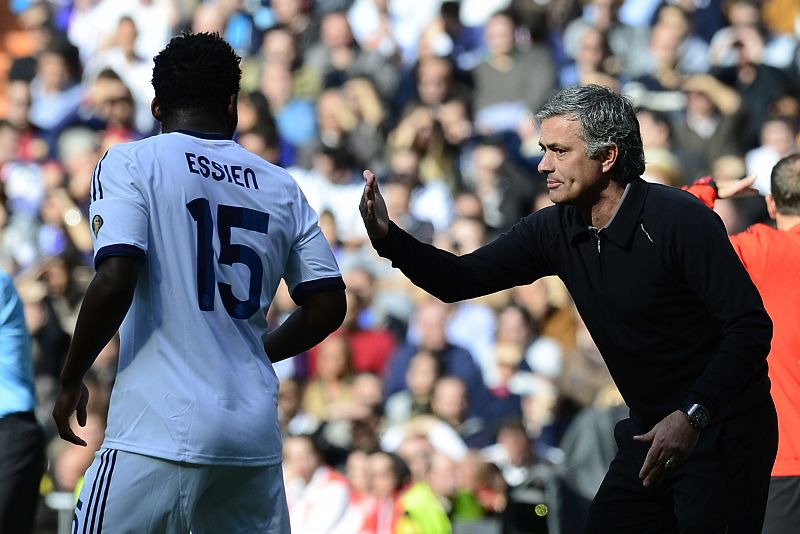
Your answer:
[72,448,290,534]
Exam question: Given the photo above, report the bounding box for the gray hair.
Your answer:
[535,84,645,182]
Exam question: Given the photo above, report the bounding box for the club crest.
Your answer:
[92,215,104,237]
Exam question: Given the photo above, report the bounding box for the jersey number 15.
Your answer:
[187,198,269,320]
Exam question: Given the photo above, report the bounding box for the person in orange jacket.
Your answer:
[686,154,800,534]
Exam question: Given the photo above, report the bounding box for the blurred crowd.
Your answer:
[1,0,798,532]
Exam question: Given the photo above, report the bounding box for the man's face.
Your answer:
[537,116,606,206]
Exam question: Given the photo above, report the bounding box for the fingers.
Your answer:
[77,386,89,427]
[59,425,88,447]
[639,445,664,482]
[53,383,89,446]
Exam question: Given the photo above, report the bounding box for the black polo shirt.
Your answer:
[373,178,772,427]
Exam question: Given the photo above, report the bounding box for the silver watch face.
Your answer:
[686,404,711,429]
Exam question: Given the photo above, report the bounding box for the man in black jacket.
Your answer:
[360,84,777,533]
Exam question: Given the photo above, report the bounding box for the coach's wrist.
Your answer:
[682,403,711,430]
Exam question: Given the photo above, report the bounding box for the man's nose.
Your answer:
[538,152,553,175]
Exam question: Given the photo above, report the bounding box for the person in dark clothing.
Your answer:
[359,84,777,533]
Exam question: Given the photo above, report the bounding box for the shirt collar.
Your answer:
[173,129,228,140]
[566,178,649,245]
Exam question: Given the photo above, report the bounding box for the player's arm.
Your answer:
[263,288,346,363]
[53,256,139,446]
[683,175,758,209]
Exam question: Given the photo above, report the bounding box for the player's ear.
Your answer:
[151,98,162,121]
[227,94,237,115]
[600,143,619,174]
[766,194,778,220]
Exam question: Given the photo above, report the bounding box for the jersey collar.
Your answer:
[173,129,228,140]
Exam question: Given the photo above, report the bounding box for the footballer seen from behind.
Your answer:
[52,32,345,533]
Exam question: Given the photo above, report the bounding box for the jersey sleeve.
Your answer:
[88,148,149,269]
[283,184,345,305]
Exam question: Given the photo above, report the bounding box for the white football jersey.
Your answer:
[89,130,343,465]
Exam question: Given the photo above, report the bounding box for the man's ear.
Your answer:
[601,143,619,174]
[766,193,778,220]
[228,94,237,115]
[151,98,162,121]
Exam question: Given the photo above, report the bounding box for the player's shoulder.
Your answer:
[735,223,779,249]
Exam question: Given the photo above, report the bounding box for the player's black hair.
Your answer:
[151,32,241,120]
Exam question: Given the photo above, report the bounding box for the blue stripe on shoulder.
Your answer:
[95,151,109,200]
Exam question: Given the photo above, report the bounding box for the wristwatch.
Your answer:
[683,403,711,430]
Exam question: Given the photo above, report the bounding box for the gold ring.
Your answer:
[664,459,674,469]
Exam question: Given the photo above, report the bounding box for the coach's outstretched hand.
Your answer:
[360,169,389,240]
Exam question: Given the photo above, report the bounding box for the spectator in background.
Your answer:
[671,74,743,181]
[464,138,538,232]
[268,0,321,58]
[28,38,83,153]
[299,80,387,176]
[0,271,45,534]
[292,146,367,246]
[436,96,478,189]
[259,60,316,164]
[430,375,494,449]
[240,24,322,100]
[637,107,702,186]
[383,175,435,244]
[711,24,795,150]
[559,26,619,89]
[4,78,47,162]
[647,4,709,75]
[238,122,282,167]
[86,69,141,150]
[562,0,650,79]
[384,298,489,419]
[304,11,399,102]
[390,105,457,193]
[361,451,411,534]
[278,378,319,438]
[283,434,350,533]
[82,16,154,134]
[484,418,555,534]
[348,0,402,62]
[746,117,798,195]
[340,266,397,374]
[385,145,455,234]
[471,9,556,134]
[385,350,441,426]
[708,0,797,69]
[301,333,359,422]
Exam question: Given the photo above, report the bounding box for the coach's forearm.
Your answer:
[60,257,138,385]
[263,289,346,363]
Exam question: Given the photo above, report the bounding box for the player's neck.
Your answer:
[776,213,800,232]
[160,111,235,139]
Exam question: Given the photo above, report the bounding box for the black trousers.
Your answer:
[762,476,800,534]
[0,411,45,534]
[584,396,778,534]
